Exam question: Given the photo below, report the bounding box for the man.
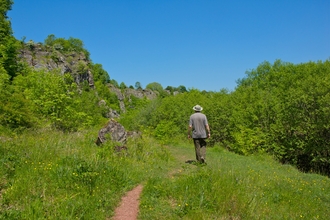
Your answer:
[188,104,210,164]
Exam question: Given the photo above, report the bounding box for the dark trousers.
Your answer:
[193,138,207,162]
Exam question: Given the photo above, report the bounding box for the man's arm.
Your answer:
[187,125,192,139]
[206,124,210,138]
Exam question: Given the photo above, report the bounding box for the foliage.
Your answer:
[123,89,213,144]
[139,143,330,219]
[76,60,88,75]
[229,60,330,175]
[7,68,106,131]
[165,85,187,94]
[0,128,170,219]
[109,79,119,87]
[146,82,170,98]
[91,63,110,84]
[146,82,163,92]
[94,81,120,112]
[0,36,19,79]
[153,120,180,144]
[44,34,90,59]
[206,90,233,147]
[2,129,329,219]
[0,67,36,129]
[0,0,13,40]
[0,6,113,132]
[0,0,19,79]
[119,82,127,89]
[123,60,330,175]
[1,0,330,176]
[119,95,151,131]
[135,81,142,89]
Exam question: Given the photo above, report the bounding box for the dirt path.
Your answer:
[112,184,143,220]
[110,146,195,219]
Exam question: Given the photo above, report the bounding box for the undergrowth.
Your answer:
[1,129,329,219]
[0,127,170,219]
[139,142,330,220]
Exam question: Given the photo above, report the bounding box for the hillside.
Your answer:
[1,128,329,219]
[19,40,161,114]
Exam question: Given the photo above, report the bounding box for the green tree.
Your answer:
[0,0,19,79]
[230,60,330,175]
[177,85,187,93]
[0,0,13,39]
[135,81,142,89]
[43,34,90,59]
[119,82,127,89]
[165,86,174,93]
[110,79,119,88]
[91,63,110,84]
[44,34,56,46]
[146,82,163,93]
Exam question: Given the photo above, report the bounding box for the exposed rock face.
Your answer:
[125,88,158,100]
[108,85,158,113]
[107,109,120,118]
[18,42,171,118]
[95,119,142,147]
[18,42,94,88]
[96,119,127,145]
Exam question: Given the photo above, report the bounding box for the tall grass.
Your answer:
[139,142,330,220]
[0,127,170,219]
[1,129,329,219]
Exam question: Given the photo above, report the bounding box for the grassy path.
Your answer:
[110,143,198,220]
[137,143,330,219]
[2,129,328,219]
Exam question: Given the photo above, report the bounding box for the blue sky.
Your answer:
[8,0,329,92]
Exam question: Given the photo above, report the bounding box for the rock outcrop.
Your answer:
[95,119,127,145]
[95,119,142,147]
[107,85,158,113]
[18,41,171,118]
[18,42,94,88]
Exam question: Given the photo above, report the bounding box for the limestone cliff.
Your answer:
[18,41,94,88]
[107,84,158,113]
[18,41,159,116]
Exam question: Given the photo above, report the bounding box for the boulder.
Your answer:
[96,119,127,145]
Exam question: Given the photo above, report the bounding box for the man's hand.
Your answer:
[187,125,192,139]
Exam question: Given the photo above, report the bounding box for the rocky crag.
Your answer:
[19,42,95,88]
[18,41,159,117]
[107,84,158,113]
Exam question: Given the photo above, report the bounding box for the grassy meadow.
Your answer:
[1,128,329,219]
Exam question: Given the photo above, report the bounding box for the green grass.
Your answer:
[139,142,330,220]
[0,128,170,219]
[1,129,329,219]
